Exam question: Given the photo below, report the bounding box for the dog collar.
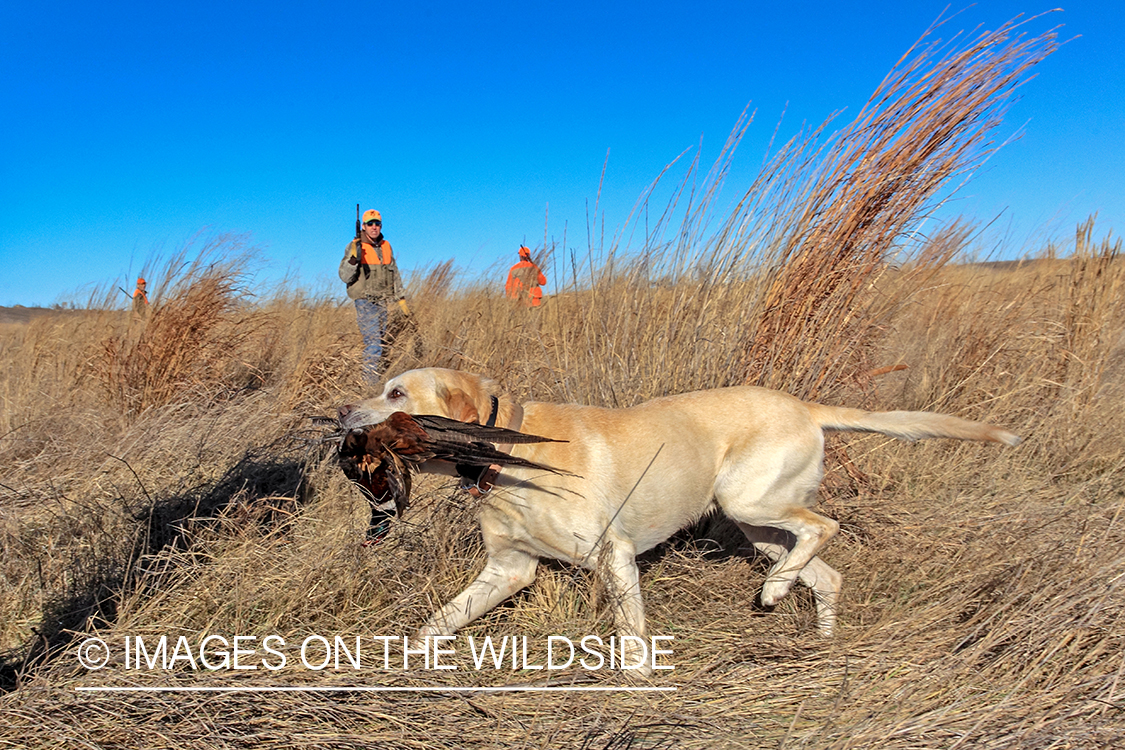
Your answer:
[461,464,501,498]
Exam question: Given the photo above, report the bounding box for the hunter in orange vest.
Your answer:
[505,246,547,307]
[132,277,149,316]
[339,209,410,377]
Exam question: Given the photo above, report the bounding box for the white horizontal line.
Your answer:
[76,685,676,693]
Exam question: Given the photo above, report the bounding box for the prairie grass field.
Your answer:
[2,17,1124,750]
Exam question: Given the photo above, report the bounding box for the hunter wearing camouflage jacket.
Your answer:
[338,236,405,303]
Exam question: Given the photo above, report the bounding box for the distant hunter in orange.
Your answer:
[505,246,546,307]
[131,277,149,316]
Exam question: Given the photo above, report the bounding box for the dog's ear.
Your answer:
[438,372,518,427]
[445,389,481,423]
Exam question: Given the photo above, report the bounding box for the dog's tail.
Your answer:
[805,404,1021,446]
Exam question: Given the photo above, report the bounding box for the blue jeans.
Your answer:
[354,298,388,379]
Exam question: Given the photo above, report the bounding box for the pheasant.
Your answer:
[322,411,565,543]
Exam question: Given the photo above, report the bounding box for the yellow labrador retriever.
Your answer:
[339,368,1019,669]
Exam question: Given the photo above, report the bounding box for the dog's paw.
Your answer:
[621,654,653,678]
[759,578,793,608]
[413,624,454,644]
[622,662,654,679]
[617,643,654,677]
[752,593,777,613]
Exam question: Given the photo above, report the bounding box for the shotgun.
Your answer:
[355,203,361,261]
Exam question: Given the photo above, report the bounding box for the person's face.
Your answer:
[363,218,382,241]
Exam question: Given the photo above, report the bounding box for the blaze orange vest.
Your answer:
[506,260,545,306]
[358,239,393,265]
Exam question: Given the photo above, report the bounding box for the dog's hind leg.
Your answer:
[753,507,839,609]
[737,523,842,636]
[717,450,838,622]
[416,548,538,639]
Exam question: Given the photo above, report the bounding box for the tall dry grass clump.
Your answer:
[4,12,1124,750]
[738,16,1059,399]
[94,236,266,416]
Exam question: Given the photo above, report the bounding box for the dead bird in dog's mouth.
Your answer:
[316,410,569,544]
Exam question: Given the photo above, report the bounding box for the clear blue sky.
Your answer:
[1,1,1121,307]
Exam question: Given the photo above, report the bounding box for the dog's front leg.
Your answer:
[601,539,652,677]
[416,548,538,639]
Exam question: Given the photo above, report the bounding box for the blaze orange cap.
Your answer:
[518,246,531,259]
[137,277,146,284]
[362,209,382,223]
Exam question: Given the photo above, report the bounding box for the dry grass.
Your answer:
[3,14,1123,749]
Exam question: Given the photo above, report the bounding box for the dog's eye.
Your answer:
[388,387,404,400]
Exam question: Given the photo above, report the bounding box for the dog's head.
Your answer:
[338,368,524,431]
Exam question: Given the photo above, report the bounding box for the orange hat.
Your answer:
[137,277,146,285]
[518,246,531,259]
[362,209,382,223]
